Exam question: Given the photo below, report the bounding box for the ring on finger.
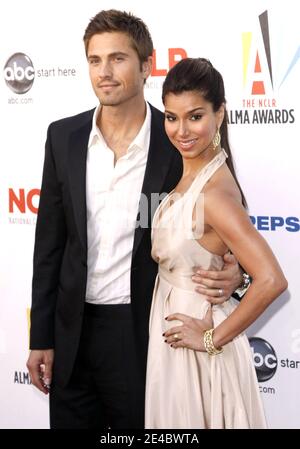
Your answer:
[218,288,223,297]
[174,333,180,341]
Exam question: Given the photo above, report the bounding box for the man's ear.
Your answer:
[142,57,153,79]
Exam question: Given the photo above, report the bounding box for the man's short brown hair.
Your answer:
[83,9,153,66]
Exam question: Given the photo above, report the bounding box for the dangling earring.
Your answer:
[212,129,221,151]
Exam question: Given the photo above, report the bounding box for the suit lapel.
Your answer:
[67,105,177,258]
[132,105,176,259]
[68,111,94,252]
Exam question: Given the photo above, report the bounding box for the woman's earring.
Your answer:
[212,129,221,150]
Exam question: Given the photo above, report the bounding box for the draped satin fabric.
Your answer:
[145,150,267,429]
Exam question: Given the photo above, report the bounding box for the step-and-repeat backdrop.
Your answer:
[0,0,299,428]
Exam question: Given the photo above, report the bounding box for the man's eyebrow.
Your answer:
[87,51,129,59]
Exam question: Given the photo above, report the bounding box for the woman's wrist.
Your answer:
[203,328,223,355]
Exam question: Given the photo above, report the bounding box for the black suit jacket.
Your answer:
[30,104,183,387]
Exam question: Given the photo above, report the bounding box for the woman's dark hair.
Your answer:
[162,58,247,207]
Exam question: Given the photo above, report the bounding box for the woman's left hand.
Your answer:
[163,308,213,351]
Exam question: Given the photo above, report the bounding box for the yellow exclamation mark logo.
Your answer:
[26,308,31,349]
[242,32,252,88]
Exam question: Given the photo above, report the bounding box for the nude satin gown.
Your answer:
[145,149,267,429]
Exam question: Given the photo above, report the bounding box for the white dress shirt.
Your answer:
[85,102,151,304]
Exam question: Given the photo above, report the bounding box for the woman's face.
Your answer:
[164,90,224,159]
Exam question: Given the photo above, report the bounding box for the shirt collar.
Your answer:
[128,101,151,153]
[88,103,105,148]
[88,102,151,153]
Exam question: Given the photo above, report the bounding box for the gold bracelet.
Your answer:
[203,328,223,355]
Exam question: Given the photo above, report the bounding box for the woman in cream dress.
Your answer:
[145,58,287,429]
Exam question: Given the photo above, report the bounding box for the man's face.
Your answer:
[87,31,151,107]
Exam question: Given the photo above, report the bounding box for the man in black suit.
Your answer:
[27,9,242,429]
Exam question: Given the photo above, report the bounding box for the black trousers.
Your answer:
[49,303,145,429]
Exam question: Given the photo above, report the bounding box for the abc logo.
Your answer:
[249,337,277,382]
[4,52,35,94]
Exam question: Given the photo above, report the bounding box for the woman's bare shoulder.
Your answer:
[203,163,242,204]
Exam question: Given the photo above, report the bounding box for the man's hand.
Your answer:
[26,349,54,395]
[192,252,242,304]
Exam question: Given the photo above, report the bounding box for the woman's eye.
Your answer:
[165,115,176,122]
[191,114,202,121]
